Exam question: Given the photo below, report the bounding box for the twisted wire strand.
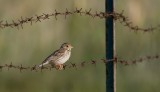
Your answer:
[0,54,159,72]
[0,8,159,32]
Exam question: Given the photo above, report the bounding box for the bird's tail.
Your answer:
[38,61,49,68]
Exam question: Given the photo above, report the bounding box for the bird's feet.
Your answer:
[55,64,64,70]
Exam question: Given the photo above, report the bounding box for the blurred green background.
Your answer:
[0,0,160,92]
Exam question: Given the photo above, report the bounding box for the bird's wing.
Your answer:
[42,48,66,64]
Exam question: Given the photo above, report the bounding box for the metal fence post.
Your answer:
[105,0,116,92]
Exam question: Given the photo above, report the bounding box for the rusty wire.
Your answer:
[0,54,159,72]
[117,54,159,66]
[0,8,160,32]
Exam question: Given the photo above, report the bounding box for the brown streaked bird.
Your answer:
[39,43,73,70]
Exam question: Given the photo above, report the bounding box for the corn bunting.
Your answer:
[39,43,73,70]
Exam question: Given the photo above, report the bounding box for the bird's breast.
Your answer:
[55,51,71,65]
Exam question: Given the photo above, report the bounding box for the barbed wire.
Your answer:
[0,54,159,72]
[0,8,160,32]
[117,54,159,65]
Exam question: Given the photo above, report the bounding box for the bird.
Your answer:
[38,43,73,70]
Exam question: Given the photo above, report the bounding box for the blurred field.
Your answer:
[0,0,160,92]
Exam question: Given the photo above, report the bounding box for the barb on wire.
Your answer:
[0,54,159,72]
[0,8,159,32]
[64,8,72,19]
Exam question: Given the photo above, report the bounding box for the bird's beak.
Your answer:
[70,45,73,48]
